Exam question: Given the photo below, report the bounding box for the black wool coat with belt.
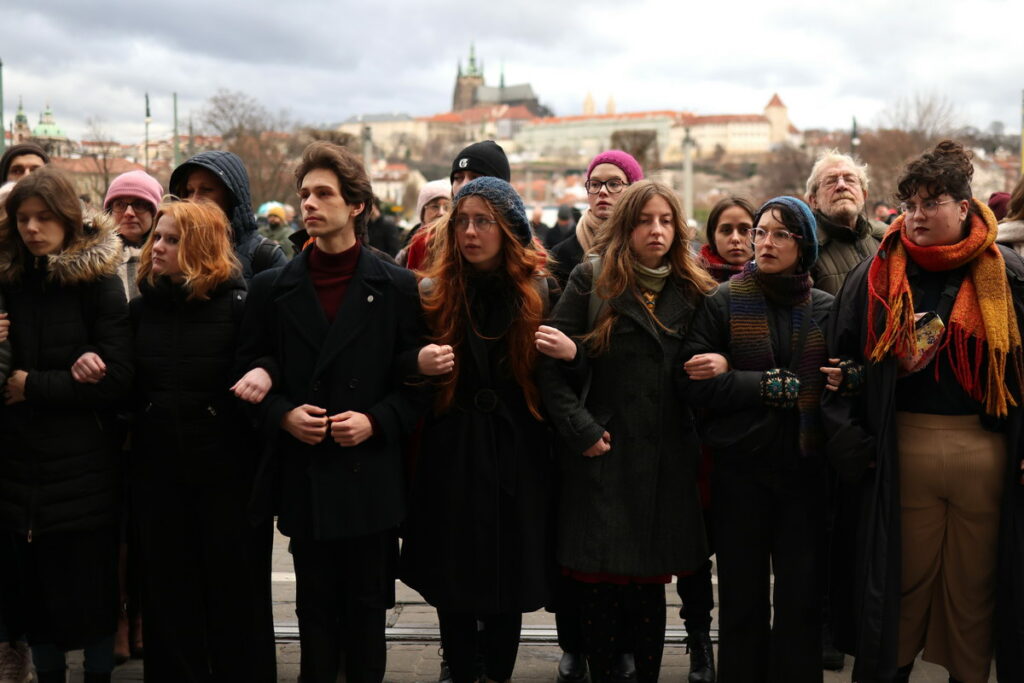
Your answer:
[236,246,427,541]
[399,272,558,614]
[537,260,708,577]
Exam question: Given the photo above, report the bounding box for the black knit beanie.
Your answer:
[0,143,51,183]
[450,140,511,183]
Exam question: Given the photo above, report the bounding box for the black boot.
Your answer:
[438,647,453,683]
[822,622,845,671]
[610,653,635,682]
[893,662,914,683]
[558,651,589,682]
[686,631,715,683]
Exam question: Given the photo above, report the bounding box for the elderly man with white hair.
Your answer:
[804,150,886,295]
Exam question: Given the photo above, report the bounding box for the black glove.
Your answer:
[760,367,801,409]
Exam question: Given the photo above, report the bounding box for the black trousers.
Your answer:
[137,476,276,683]
[437,610,521,683]
[576,581,666,683]
[676,505,714,635]
[713,460,825,683]
[291,530,398,683]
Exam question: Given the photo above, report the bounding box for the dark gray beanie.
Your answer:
[453,176,532,246]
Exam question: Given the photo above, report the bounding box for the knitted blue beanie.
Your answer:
[453,176,532,246]
[755,196,819,269]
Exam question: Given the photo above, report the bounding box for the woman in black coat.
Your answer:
[127,199,275,682]
[0,168,133,683]
[537,180,715,683]
[400,177,557,683]
[679,196,833,683]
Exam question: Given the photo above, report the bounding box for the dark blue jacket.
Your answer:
[170,150,286,280]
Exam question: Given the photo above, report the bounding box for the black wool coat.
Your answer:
[823,247,1024,682]
[400,273,557,614]
[537,261,707,576]
[0,219,133,537]
[131,275,252,482]
[236,246,427,541]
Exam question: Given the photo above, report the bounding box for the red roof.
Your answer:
[420,104,535,125]
[766,93,785,108]
[533,110,687,125]
[686,113,767,125]
[51,157,146,174]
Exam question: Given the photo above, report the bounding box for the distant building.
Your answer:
[451,44,550,117]
[513,94,799,164]
[30,103,73,157]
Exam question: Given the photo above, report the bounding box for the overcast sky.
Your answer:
[3,0,1023,145]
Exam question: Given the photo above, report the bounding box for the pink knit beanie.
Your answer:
[104,170,164,212]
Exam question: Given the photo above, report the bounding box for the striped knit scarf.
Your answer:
[730,263,827,459]
[866,200,1023,417]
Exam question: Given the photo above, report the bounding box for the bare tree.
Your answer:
[611,130,660,171]
[82,116,121,201]
[877,92,959,145]
[757,144,813,200]
[201,90,299,206]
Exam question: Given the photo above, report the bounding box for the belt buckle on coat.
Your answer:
[473,388,499,413]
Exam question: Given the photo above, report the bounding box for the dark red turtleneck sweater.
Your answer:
[307,241,360,323]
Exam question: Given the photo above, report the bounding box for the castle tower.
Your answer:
[13,97,31,144]
[764,93,790,145]
[452,43,485,111]
[606,95,617,115]
[583,92,595,116]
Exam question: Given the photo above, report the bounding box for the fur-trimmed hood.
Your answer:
[0,212,122,286]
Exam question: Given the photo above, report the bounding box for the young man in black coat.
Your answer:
[237,142,426,683]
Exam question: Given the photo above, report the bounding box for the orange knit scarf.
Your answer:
[865,200,1023,416]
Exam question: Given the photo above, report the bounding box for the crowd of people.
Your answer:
[0,133,1022,683]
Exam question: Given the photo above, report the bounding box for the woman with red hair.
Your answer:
[130,199,275,682]
[400,177,557,683]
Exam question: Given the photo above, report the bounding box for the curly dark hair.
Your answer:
[896,139,973,203]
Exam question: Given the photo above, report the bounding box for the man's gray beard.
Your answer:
[826,201,861,226]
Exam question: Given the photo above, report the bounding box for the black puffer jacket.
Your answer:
[0,216,133,538]
[131,274,252,481]
[169,151,286,281]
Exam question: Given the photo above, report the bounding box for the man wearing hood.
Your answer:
[169,151,287,281]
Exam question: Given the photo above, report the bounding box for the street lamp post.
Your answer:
[850,116,861,159]
[682,126,695,223]
[144,93,153,172]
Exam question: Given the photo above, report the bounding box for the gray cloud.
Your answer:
[3,0,1023,144]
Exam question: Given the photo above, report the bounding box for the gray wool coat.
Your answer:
[537,260,708,576]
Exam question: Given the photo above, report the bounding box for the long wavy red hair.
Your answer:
[420,200,549,419]
[138,199,240,300]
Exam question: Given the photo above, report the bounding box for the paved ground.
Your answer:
[62,528,993,681]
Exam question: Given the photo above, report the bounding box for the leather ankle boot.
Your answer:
[686,631,715,683]
[894,662,914,683]
[557,651,588,682]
